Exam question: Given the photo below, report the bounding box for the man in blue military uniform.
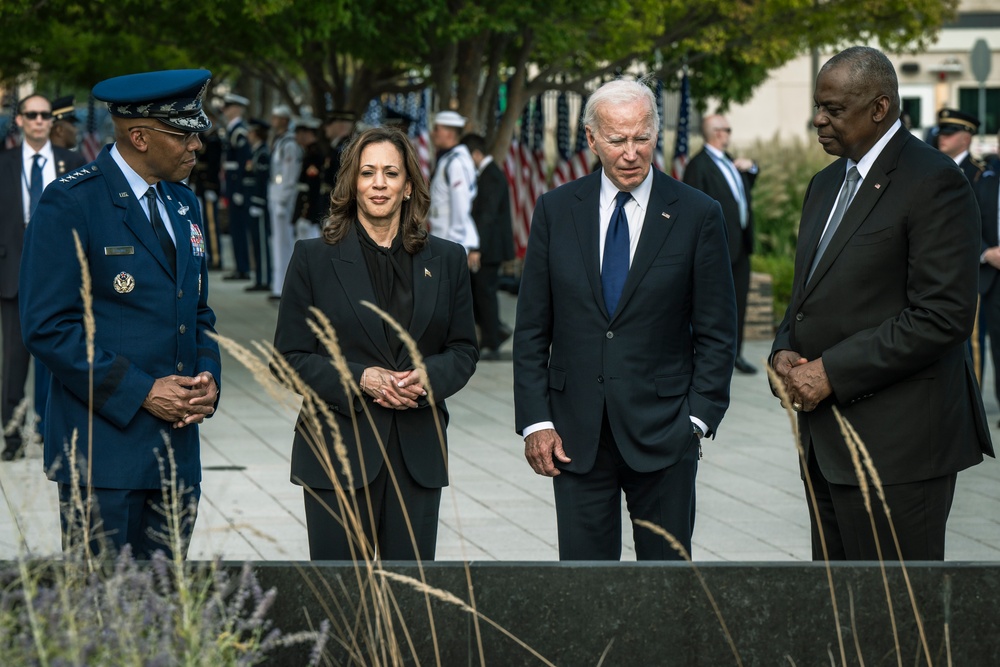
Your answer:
[220,92,252,281]
[244,118,270,292]
[19,69,222,560]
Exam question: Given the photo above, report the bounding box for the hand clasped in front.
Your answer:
[772,351,832,413]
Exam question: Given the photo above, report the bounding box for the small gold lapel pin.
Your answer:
[661,212,671,219]
[424,268,432,278]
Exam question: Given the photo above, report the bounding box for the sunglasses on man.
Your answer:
[21,111,53,121]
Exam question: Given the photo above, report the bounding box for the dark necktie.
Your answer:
[808,166,860,282]
[28,154,44,220]
[602,190,632,316]
[146,186,176,270]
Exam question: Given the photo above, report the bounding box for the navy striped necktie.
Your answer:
[602,190,632,316]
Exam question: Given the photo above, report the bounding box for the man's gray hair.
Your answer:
[821,46,901,116]
[583,78,660,136]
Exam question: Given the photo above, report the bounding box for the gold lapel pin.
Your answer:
[424,268,432,278]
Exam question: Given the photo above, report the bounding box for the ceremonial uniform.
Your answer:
[190,127,223,269]
[428,111,479,252]
[245,120,271,290]
[267,107,302,299]
[221,95,252,279]
[292,121,327,240]
[19,69,221,559]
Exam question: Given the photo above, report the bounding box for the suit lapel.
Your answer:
[98,151,176,278]
[803,130,906,296]
[614,171,677,319]
[570,174,605,316]
[330,226,395,365]
[407,243,439,357]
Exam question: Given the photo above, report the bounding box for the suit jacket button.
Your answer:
[178,290,184,299]
[597,375,604,383]
[795,312,804,321]
[606,331,614,339]
[176,362,184,372]
[179,324,186,334]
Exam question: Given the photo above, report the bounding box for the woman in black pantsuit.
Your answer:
[273,126,478,560]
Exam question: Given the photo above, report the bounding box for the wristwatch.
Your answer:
[692,423,705,439]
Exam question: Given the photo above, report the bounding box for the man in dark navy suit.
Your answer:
[220,92,252,280]
[513,79,737,561]
[0,93,85,461]
[20,70,222,559]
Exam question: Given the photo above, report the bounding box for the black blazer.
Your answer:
[683,148,755,262]
[471,160,515,265]
[773,128,993,485]
[0,145,85,298]
[273,229,478,490]
[513,169,737,474]
[977,170,999,295]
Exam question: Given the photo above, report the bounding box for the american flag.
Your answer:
[551,92,572,188]
[653,79,666,173]
[504,104,534,258]
[671,71,690,181]
[567,95,591,181]
[81,94,103,162]
[530,95,548,201]
[406,89,432,185]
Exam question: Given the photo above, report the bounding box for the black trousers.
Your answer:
[1,297,30,451]
[248,208,271,287]
[552,411,699,561]
[732,251,750,356]
[977,280,1000,408]
[303,424,442,561]
[58,483,201,560]
[805,446,956,561]
[471,262,502,350]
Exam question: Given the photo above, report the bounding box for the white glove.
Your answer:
[204,190,218,203]
[231,192,245,206]
[249,205,264,218]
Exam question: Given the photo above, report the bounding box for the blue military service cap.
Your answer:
[92,69,213,132]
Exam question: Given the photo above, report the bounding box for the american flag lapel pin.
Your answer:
[874,183,881,189]
[661,211,671,219]
[424,268,432,278]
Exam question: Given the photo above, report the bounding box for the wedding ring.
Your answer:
[792,402,803,412]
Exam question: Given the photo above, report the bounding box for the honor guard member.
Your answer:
[49,95,80,150]
[266,105,302,301]
[220,92,253,280]
[0,93,85,461]
[937,109,986,184]
[19,69,222,559]
[321,109,355,199]
[244,118,271,292]
[428,110,479,255]
[190,112,223,269]
[291,115,327,241]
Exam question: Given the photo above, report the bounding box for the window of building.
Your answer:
[958,87,1000,135]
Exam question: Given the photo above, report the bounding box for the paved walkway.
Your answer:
[2,277,999,561]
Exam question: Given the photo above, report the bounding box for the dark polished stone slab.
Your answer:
[244,561,1000,666]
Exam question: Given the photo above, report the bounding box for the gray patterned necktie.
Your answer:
[808,166,860,281]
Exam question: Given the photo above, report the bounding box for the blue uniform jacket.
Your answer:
[19,146,221,489]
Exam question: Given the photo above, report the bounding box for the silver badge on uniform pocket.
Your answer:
[113,272,135,294]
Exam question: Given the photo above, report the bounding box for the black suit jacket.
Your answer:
[683,148,755,262]
[772,128,993,485]
[471,160,515,265]
[513,169,737,474]
[977,169,999,295]
[0,145,85,298]
[273,230,478,490]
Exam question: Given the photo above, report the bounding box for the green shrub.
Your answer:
[747,134,835,322]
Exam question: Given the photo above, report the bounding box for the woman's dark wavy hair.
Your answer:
[322,126,429,253]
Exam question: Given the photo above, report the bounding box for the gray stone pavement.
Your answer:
[2,276,999,562]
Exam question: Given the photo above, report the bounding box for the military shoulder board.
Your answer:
[58,165,102,187]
